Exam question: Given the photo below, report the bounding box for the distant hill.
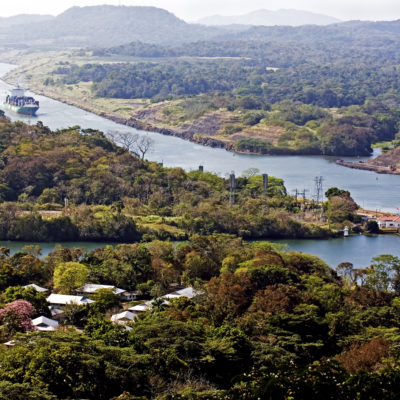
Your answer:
[98,19,400,59]
[197,9,340,26]
[0,14,54,29]
[212,19,400,45]
[0,5,221,48]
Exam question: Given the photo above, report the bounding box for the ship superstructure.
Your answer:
[4,86,39,116]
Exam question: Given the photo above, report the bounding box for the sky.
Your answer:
[1,0,400,22]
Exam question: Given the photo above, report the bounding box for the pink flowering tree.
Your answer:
[0,300,34,337]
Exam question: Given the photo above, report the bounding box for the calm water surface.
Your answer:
[272,235,400,269]
[1,62,400,263]
[0,241,116,257]
[1,63,399,213]
[2,235,400,268]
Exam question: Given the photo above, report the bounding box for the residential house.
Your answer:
[32,316,59,331]
[46,294,95,307]
[23,284,48,292]
[77,284,138,301]
[111,311,137,325]
[128,287,203,315]
[46,294,95,320]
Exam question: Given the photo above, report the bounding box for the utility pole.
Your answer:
[313,176,324,220]
[262,173,269,214]
[293,189,308,200]
[314,176,324,204]
[229,172,235,208]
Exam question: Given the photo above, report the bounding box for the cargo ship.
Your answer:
[4,86,39,116]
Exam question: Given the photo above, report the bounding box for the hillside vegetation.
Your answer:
[1,236,400,399]
[0,117,342,242]
[11,23,400,156]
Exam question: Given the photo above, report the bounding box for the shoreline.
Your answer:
[336,159,400,175]
[0,65,392,166]
[0,75,370,160]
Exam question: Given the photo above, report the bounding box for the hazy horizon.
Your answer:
[1,0,400,23]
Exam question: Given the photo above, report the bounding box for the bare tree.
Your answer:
[135,135,154,160]
[107,131,154,160]
[107,131,138,155]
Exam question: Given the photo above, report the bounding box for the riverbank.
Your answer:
[336,145,400,176]
[336,159,400,175]
[0,52,378,158]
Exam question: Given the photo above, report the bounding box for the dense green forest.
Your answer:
[0,116,348,241]
[46,31,400,156]
[1,236,400,399]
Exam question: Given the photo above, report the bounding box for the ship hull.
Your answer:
[3,102,39,116]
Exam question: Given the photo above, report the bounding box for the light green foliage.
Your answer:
[89,288,120,314]
[53,262,89,293]
[366,254,400,292]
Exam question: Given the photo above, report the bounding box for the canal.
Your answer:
[1,63,399,213]
[1,61,400,265]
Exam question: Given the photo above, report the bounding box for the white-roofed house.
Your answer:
[162,287,203,300]
[46,294,94,307]
[111,310,137,325]
[32,316,59,331]
[77,284,138,300]
[127,287,203,316]
[23,283,48,292]
[128,301,153,313]
[46,294,95,321]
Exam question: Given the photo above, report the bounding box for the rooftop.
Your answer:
[78,283,126,295]
[111,311,136,322]
[23,283,48,292]
[47,294,95,305]
[378,215,400,222]
[32,316,59,331]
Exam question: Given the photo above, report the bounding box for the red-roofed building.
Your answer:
[377,215,400,229]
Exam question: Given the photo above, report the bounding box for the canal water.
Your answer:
[1,63,399,213]
[1,62,400,265]
[271,234,400,269]
[0,241,115,257]
[2,235,399,269]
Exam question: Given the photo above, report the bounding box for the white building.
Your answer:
[32,316,59,331]
[128,301,153,314]
[162,287,202,300]
[23,284,48,292]
[377,215,400,229]
[128,287,203,315]
[77,284,138,301]
[46,294,94,307]
[111,311,137,325]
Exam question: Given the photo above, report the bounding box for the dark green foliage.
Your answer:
[0,332,153,399]
[0,119,333,241]
[366,220,380,233]
[0,237,400,398]
[235,138,273,154]
[0,381,56,400]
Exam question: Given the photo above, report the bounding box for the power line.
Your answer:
[314,176,324,204]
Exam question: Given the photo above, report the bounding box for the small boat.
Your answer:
[4,86,39,116]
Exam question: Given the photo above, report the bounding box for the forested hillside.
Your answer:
[1,235,400,399]
[43,28,400,157]
[0,117,343,241]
